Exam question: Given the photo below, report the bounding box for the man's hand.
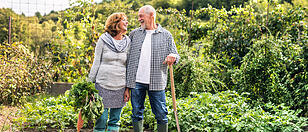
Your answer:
[163,54,176,65]
[124,88,130,102]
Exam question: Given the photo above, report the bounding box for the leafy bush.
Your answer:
[51,3,98,82]
[0,8,29,43]
[178,2,308,116]
[171,44,226,97]
[120,91,307,131]
[156,4,308,116]
[0,42,52,105]
[14,92,77,130]
[233,36,308,116]
[172,91,306,131]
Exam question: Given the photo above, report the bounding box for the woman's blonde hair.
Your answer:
[105,12,127,37]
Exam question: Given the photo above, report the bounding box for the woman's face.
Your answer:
[118,17,128,33]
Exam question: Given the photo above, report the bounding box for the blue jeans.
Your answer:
[94,108,122,132]
[131,82,168,124]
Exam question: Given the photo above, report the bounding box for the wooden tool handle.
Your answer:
[169,64,181,132]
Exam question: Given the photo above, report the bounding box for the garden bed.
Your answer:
[48,82,74,95]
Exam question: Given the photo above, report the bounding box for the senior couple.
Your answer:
[88,5,180,132]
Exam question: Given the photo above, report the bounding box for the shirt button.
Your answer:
[139,49,141,51]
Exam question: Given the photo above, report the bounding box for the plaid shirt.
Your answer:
[126,24,180,91]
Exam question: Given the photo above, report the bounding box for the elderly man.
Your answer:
[126,5,180,132]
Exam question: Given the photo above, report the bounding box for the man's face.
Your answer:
[138,9,152,29]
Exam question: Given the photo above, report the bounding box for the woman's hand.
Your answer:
[124,87,130,102]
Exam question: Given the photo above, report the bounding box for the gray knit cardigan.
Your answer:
[88,37,130,90]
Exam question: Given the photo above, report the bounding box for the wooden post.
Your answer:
[8,16,11,44]
[266,0,269,27]
[188,0,194,47]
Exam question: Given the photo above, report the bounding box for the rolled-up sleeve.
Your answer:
[167,34,180,64]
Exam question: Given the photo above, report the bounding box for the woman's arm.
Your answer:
[88,38,104,82]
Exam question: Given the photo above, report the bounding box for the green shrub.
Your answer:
[186,2,308,116]
[120,91,307,131]
[0,42,52,105]
[233,37,308,116]
[14,92,77,130]
[170,44,226,97]
[50,0,99,82]
[204,3,307,68]
[172,91,306,131]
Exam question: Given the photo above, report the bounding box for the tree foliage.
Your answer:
[0,8,28,43]
[0,42,53,105]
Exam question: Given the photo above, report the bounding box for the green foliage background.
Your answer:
[0,0,307,131]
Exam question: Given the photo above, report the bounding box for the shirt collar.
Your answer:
[138,24,162,33]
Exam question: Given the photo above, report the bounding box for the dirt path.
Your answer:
[0,105,19,132]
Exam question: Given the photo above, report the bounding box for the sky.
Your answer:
[0,0,102,16]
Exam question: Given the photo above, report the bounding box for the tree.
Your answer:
[0,8,28,43]
[177,0,248,12]
[50,10,56,14]
[150,0,180,9]
[35,12,42,19]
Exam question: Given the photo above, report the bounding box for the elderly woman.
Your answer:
[88,12,130,132]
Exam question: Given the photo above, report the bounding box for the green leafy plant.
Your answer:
[68,81,103,126]
[120,91,307,131]
[233,36,308,116]
[14,92,77,131]
[170,44,226,97]
[50,0,99,82]
[15,81,104,131]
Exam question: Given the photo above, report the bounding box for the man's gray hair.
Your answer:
[141,5,156,20]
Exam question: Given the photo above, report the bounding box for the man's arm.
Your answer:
[163,33,180,65]
[125,29,137,88]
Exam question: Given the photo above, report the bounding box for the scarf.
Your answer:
[100,32,130,53]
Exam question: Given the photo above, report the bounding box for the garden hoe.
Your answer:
[169,64,181,132]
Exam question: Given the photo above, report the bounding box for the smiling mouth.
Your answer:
[123,24,127,29]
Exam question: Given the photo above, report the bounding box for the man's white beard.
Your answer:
[141,24,146,29]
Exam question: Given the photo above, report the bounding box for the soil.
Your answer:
[0,105,19,132]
